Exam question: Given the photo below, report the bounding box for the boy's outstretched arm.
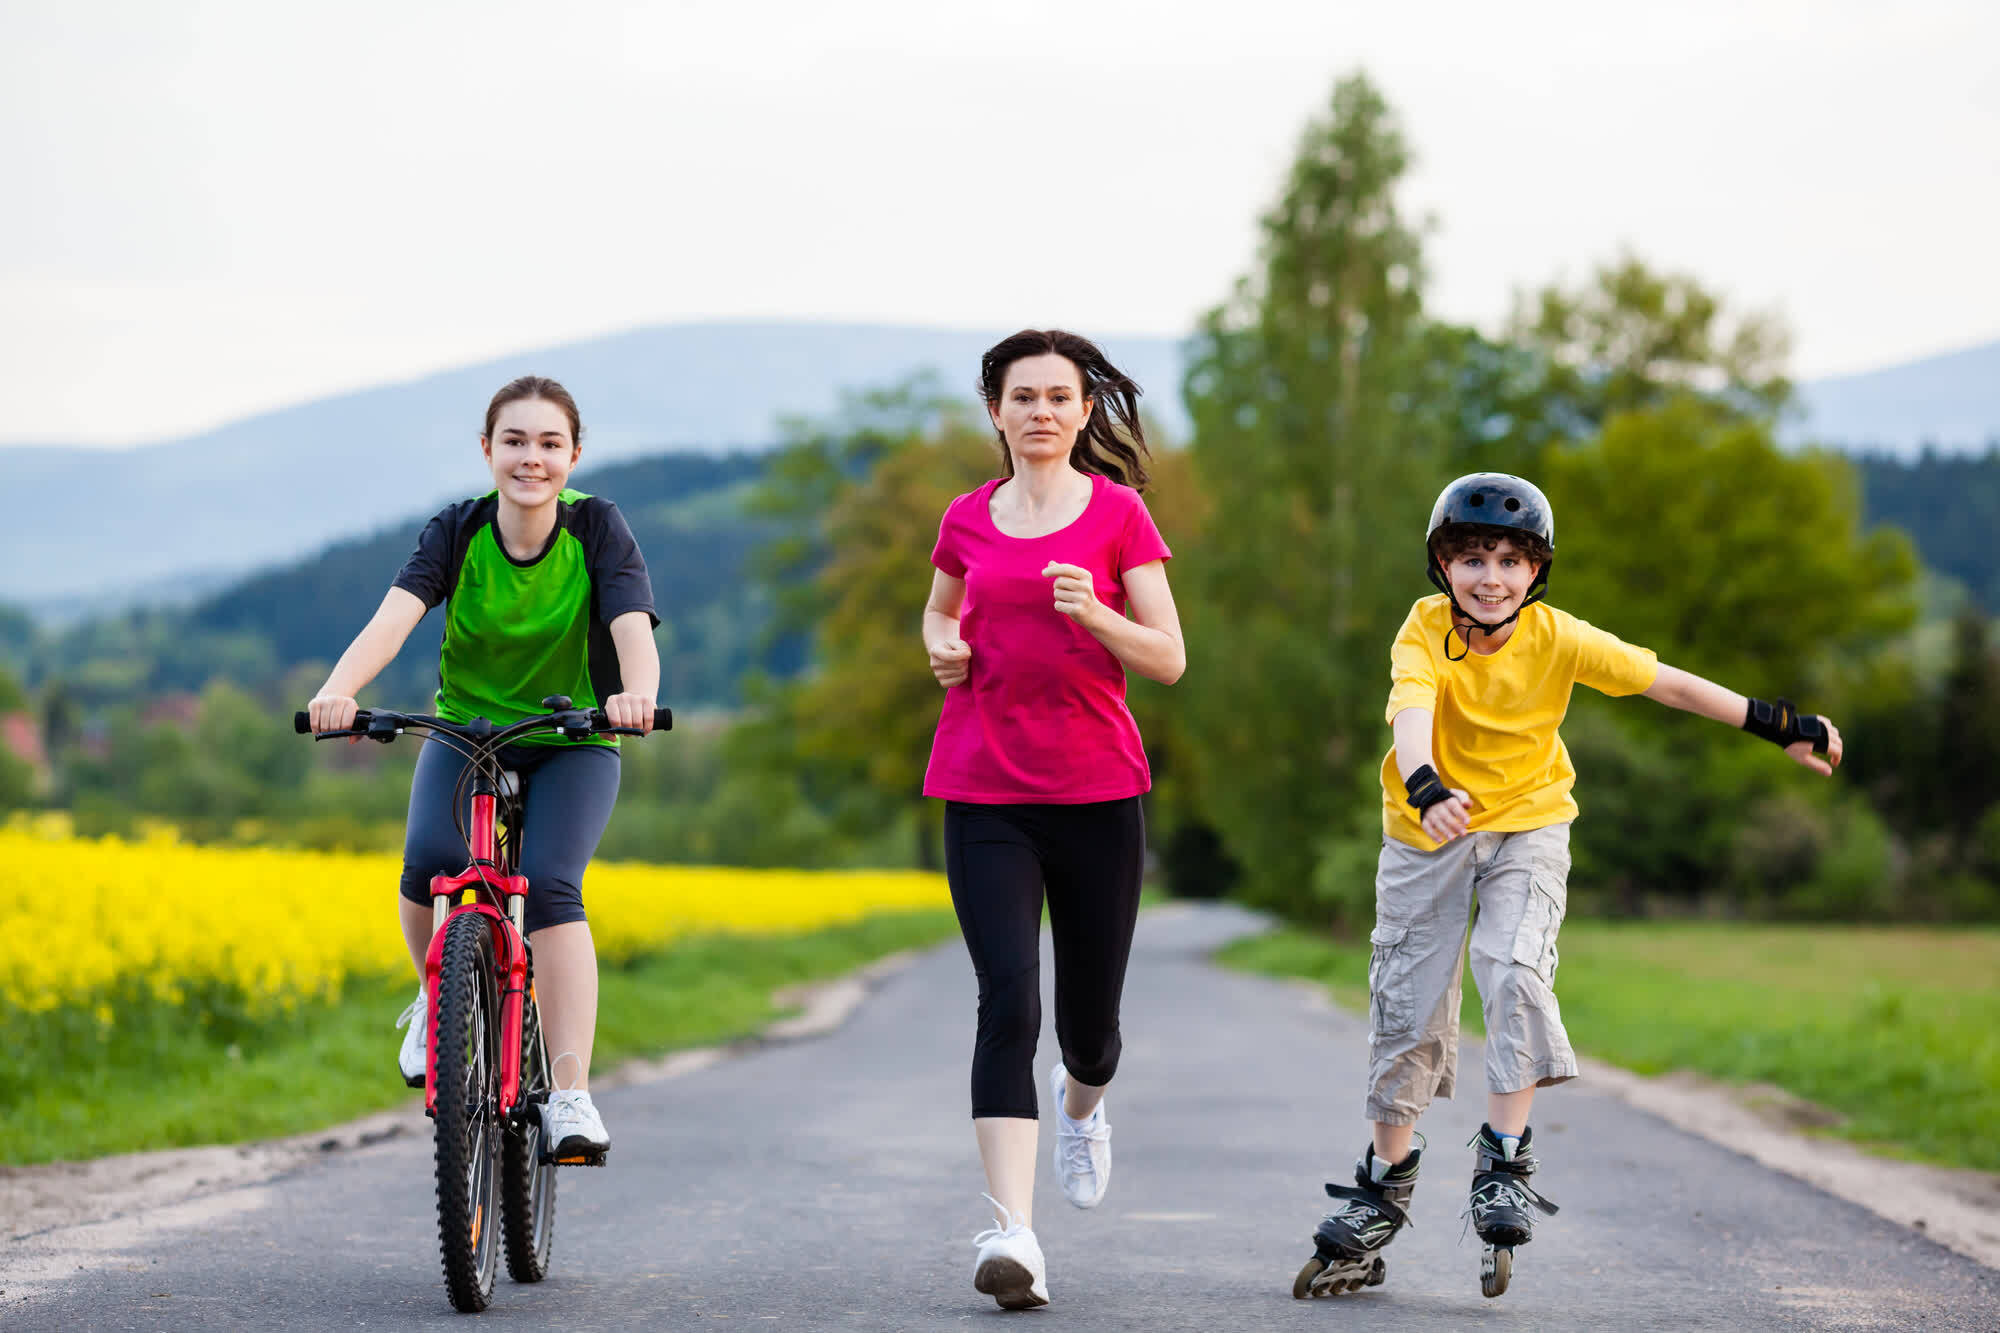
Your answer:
[1642,664,1844,776]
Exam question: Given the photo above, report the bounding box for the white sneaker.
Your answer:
[541,1088,610,1163]
[1049,1064,1112,1209]
[395,985,427,1087]
[971,1195,1049,1309]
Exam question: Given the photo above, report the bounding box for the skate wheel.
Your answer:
[1481,1245,1512,1299]
[1295,1253,1376,1298]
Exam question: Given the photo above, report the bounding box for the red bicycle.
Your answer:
[297,696,671,1312]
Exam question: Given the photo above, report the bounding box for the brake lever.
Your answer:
[553,708,598,741]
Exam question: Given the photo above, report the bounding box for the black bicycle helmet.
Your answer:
[1424,473,1555,658]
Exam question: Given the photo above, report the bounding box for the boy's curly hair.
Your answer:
[1429,522,1552,569]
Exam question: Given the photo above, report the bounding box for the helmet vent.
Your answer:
[1468,493,1485,507]
[1504,497,1521,511]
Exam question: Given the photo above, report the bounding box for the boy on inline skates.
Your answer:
[1294,472,1844,1300]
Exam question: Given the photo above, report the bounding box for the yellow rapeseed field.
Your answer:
[1,818,948,1016]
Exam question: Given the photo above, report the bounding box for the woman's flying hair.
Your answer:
[977,329,1151,491]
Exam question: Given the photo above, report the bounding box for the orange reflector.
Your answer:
[471,1204,482,1248]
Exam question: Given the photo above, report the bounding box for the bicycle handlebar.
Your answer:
[293,705,673,741]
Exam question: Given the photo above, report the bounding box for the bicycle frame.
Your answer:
[294,701,669,1125]
[421,766,533,1119]
[296,699,669,1310]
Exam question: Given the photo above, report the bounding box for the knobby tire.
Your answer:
[433,912,503,1312]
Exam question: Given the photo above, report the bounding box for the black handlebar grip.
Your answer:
[297,708,375,736]
[586,707,673,734]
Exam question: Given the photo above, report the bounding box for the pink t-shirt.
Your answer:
[923,471,1173,804]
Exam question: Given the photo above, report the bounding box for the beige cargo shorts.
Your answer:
[1364,822,1577,1126]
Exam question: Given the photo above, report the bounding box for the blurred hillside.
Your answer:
[8,322,1997,617]
[3,438,1992,729]
[1856,449,2000,611]
[1,323,1186,611]
[5,451,800,712]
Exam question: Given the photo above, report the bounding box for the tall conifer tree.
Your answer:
[1178,74,1441,916]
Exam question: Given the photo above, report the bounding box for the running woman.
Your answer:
[922,329,1186,1310]
[306,375,660,1162]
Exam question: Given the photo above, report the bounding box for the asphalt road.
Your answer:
[9,903,1996,1330]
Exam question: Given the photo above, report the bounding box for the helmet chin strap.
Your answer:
[1427,561,1551,662]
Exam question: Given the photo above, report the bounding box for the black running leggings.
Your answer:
[944,798,1147,1120]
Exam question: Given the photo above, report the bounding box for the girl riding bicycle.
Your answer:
[307,374,659,1161]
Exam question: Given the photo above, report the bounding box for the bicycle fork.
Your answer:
[422,773,533,1121]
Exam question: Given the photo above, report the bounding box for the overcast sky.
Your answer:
[4,0,1997,446]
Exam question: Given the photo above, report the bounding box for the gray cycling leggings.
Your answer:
[399,736,621,934]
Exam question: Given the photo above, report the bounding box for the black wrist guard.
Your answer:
[1743,697,1829,755]
[1404,764,1451,813]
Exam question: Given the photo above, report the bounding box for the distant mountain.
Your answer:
[1789,337,2000,455]
[9,319,1994,612]
[1,322,1188,608]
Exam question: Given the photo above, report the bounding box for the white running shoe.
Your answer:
[971,1194,1049,1310]
[395,985,427,1087]
[541,1088,611,1163]
[1049,1064,1112,1209]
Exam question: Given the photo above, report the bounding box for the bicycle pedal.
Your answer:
[544,1148,609,1167]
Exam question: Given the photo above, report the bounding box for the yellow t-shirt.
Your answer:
[1380,595,1659,850]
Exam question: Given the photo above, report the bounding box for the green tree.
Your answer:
[1542,401,1919,909]
[64,681,312,837]
[1935,609,2000,846]
[1405,323,1571,476]
[0,604,33,670]
[1175,72,1442,920]
[1392,257,1793,490]
[1514,252,1793,428]
[1857,447,2000,611]
[1542,401,1917,692]
[734,383,998,867]
[0,663,26,715]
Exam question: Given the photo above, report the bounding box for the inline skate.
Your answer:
[1292,1142,1421,1298]
[1466,1123,1558,1298]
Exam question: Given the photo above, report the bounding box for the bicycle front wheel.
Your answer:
[501,973,557,1283]
[433,911,503,1312]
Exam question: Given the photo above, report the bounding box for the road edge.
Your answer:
[0,947,924,1274]
[1583,1059,2000,1271]
[1277,977,2000,1272]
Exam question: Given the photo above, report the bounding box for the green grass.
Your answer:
[1218,921,2000,1173]
[3,909,957,1166]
